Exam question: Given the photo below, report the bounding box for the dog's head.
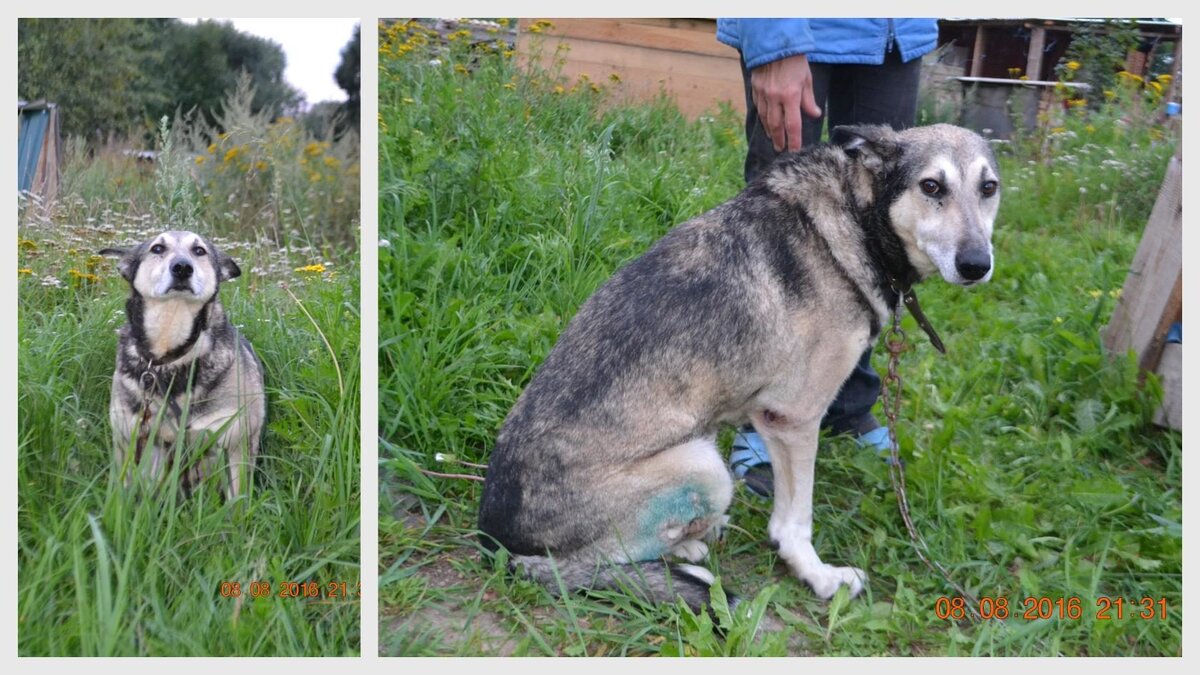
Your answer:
[833,123,1000,287]
[99,231,241,302]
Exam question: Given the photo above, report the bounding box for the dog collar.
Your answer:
[888,278,946,354]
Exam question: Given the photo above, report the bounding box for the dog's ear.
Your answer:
[217,252,242,282]
[831,125,899,172]
[98,246,138,282]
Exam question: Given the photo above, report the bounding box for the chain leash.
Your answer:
[882,291,984,623]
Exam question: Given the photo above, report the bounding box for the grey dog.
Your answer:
[102,231,265,498]
[478,124,1000,610]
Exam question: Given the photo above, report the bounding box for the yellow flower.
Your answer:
[68,269,99,285]
[295,263,326,274]
[256,160,269,171]
[18,268,32,276]
[1066,60,1081,71]
[1054,316,1064,324]
[1156,73,1173,84]
[1149,81,1163,94]
[194,155,207,165]
[454,63,469,75]
[1108,288,1123,299]
[1018,75,1030,81]
[1086,124,1096,133]
[323,156,339,168]
[502,49,515,59]
[304,142,327,157]
[502,82,516,90]
[207,143,217,154]
[609,72,622,83]
[497,18,510,27]
[1050,126,1067,134]
[223,147,240,163]
[1104,89,1116,100]
[553,85,565,95]
[18,239,38,251]
[1088,289,1103,299]
[402,97,415,104]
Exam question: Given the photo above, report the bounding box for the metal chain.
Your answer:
[881,297,984,623]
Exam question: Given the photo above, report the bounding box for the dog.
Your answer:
[101,231,266,498]
[477,124,999,610]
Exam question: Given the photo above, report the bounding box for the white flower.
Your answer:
[379,238,392,248]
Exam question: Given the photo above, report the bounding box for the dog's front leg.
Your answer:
[753,410,866,599]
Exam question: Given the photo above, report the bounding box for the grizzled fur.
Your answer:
[479,124,1000,610]
[102,231,266,498]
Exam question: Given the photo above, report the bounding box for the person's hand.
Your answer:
[750,54,823,152]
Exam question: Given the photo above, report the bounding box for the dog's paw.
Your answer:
[804,565,867,600]
[670,539,710,563]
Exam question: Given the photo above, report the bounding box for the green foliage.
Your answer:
[17,73,361,656]
[1055,20,1142,97]
[378,20,1180,656]
[335,25,361,131]
[17,18,306,142]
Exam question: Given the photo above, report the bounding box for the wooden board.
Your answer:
[1101,154,1183,377]
[518,18,746,119]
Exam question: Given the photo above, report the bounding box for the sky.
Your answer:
[183,18,360,106]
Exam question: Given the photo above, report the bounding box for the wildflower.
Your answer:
[454,63,469,75]
[503,82,516,90]
[528,19,555,33]
[1085,124,1096,133]
[256,160,269,172]
[304,142,327,157]
[1079,186,1088,194]
[1019,75,1030,81]
[1104,89,1116,100]
[590,82,601,94]
[402,97,415,104]
[40,275,63,288]
[18,268,32,276]
[1156,73,1173,84]
[207,144,217,154]
[1109,288,1123,299]
[497,18,510,27]
[502,49,515,59]
[295,263,327,274]
[1149,81,1163,94]
[1050,126,1067,134]
[609,72,621,83]
[195,155,207,165]
[553,85,565,94]
[68,269,99,285]
[1054,316,1064,324]
[379,239,392,248]
[1088,289,1103,299]
[223,147,241,163]
[323,156,339,168]
[1066,60,1081,71]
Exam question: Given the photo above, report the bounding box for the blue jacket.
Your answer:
[716,18,939,69]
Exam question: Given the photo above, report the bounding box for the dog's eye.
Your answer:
[150,244,165,254]
[981,180,999,197]
[919,179,942,196]
[192,246,207,256]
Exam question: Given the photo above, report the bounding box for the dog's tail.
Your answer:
[511,554,729,613]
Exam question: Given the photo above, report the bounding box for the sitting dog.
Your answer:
[101,231,265,498]
[478,124,999,609]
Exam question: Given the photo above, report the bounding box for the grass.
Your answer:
[379,20,1181,656]
[17,100,361,656]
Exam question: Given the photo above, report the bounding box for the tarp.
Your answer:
[17,101,60,199]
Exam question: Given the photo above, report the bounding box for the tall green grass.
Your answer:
[17,92,361,656]
[378,20,1180,656]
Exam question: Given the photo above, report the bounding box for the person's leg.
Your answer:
[817,49,923,443]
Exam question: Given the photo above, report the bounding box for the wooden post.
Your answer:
[1163,36,1182,105]
[1101,153,1183,382]
[1025,25,1046,80]
[970,25,988,77]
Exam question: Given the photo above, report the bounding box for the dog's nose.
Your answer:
[171,261,194,280]
[955,249,991,281]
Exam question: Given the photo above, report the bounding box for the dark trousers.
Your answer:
[739,47,922,437]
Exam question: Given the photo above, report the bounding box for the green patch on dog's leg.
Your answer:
[631,484,715,560]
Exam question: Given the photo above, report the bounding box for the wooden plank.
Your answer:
[1025,26,1046,80]
[970,25,987,78]
[1102,155,1183,373]
[518,20,746,119]
[532,18,735,59]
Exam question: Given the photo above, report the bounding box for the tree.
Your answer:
[18,18,167,140]
[334,24,361,131]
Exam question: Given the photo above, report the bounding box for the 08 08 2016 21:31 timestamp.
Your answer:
[217,580,361,601]
[935,596,1169,621]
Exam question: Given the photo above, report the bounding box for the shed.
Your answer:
[18,100,62,201]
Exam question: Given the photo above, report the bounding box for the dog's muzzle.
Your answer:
[955,248,991,282]
[170,260,195,291]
